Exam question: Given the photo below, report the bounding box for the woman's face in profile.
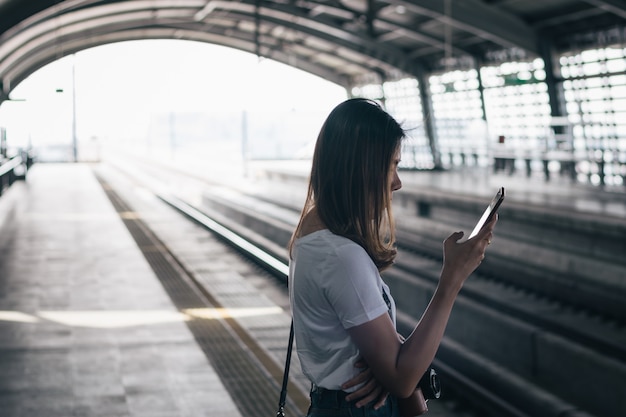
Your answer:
[389,150,402,194]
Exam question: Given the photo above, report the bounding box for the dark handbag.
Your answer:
[398,387,428,416]
[398,368,441,417]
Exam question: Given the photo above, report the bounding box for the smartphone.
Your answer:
[468,187,505,239]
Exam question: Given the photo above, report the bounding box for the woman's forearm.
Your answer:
[394,275,461,396]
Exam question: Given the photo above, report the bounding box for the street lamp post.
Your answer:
[56,54,77,162]
[71,55,77,162]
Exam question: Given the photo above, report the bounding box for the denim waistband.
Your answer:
[308,384,398,417]
[310,385,350,407]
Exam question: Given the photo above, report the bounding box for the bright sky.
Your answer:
[0,39,347,156]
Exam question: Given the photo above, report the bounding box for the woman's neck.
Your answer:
[299,207,327,237]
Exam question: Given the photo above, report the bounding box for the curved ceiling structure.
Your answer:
[0,0,625,103]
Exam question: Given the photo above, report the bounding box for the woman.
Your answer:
[288,98,496,416]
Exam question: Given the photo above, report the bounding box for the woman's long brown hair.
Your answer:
[288,98,406,271]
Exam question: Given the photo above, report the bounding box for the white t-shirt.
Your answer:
[289,229,397,391]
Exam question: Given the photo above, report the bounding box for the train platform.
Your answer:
[1,159,624,417]
[0,163,250,417]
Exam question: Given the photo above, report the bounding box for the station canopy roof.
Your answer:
[0,0,625,96]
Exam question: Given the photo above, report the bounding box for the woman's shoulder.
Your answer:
[306,231,374,266]
[295,231,380,290]
[296,230,368,260]
[297,229,359,248]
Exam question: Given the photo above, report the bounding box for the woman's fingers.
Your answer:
[353,383,382,408]
[373,390,390,410]
[441,215,498,285]
[345,376,376,402]
[341,367,371,390]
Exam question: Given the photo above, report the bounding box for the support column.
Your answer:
[415,66,442,170]
[539,35,566,119]
[475,58,487,122]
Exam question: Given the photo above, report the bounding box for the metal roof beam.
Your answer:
[396,0,539,55]
[581,0,626,19]
[0,0,366,92]
[204,0,423,76]
[302,0,473,57]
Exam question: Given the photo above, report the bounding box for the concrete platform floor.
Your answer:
[0,163,242,417]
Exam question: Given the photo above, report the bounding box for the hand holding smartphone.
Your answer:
[468,187,504,239]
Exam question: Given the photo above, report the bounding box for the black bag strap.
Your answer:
[276,320,295,417]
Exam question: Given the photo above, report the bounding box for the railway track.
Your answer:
[99,156,626,417]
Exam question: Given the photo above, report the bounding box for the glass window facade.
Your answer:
[353,78,434,169]
[430,69,488,168]
[351,42,626,187]
[561,46,626,186]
